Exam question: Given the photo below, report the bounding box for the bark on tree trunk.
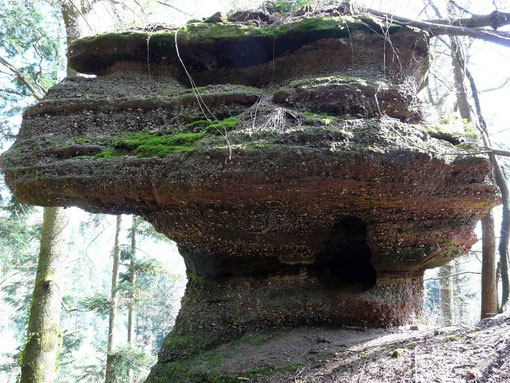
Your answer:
[105,215,122,383]
[450,39,471,121]
[439,263,454,325]
[481,211,498,318]
[17,2,81,381]
[453,259,464,322]
[499,200,510,311]
[20,207,69,383]
[61,2,80,77]
[464,69,510,312]
[127,217,137,383]
[449,35,501,318]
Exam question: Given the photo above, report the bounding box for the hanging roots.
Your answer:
[253,106,300,133]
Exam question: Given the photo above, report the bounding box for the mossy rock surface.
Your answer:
[0,9,501,383]
[68,15,406,74]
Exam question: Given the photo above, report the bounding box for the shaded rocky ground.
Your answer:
[181,313,510,382]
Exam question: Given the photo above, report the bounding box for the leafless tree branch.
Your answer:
[33,36,47,94]
[448,0,475,16]
[481,77,510,92]
[424,271,481,281]
[64,0,93,32]
[0,55,44,100]
[363,8,510,48]
[155,0,191,16]
[0,88,25,97]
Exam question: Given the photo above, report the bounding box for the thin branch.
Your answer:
[426,0,442,19]
[424,271,481,281]
[363,8,510,48]
[487,147,510,158]
[0,55,44,100]
[33,36,47,95]
[155,0,191,16]
[0,271,23,288]
[448,0,475,16]
[67,0,93,32]
[423,10,510,28]
[0,88,25,97]
[481,77,510,92]
[61,299,79,314]
[85,227,109,249]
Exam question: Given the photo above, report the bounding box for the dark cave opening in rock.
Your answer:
[314,217,376,287]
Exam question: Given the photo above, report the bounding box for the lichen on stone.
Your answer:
[0,8,500,383]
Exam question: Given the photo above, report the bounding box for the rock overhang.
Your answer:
[0,9,501,382]
[67,16,406,74]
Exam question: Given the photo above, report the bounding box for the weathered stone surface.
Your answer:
[0,9,500,382]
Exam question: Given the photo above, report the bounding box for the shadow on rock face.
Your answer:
[315,216,376,288]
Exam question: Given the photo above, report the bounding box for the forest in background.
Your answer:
[0,0,509,382]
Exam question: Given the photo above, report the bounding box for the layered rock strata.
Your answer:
[0,10,500,382]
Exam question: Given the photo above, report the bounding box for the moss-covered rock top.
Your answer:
[68,14,409,74]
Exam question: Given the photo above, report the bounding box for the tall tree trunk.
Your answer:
[481,211,498,318]
[127,216,137,383]
[449,37,500,318]
[20,207,69,383]
[128,218,137,346]
[465,69,510,312]
[450,39,471,121]
[499,193,510,311]
[453,259,464,322]
[18,2,80,380]
[105,215,122,383]
[439,263,454,325]
[61,2,80,77]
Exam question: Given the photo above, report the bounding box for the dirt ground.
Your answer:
[208,313,510,382]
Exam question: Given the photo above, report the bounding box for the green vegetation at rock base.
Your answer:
[146,331,303,383]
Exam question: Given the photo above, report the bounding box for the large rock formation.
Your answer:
[1,9,499,382]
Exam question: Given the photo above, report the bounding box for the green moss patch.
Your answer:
[90,115,239,159]
[289,75,394,89]
[114,132,205,157]
[300,111,338,125]
[421,124,463,145]
[183,115,239,134]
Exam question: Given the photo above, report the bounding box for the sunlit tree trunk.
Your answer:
[453,259,464,322]
[20,207,69,383]
[439,263,454,325]
[464,67,509,313]
[18,1,83,380]
[481,211,498,318]
[105,215,122,383]
[449,32,499,318]
[127,216,137,383]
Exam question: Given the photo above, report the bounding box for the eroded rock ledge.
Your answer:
[0,8,500,383]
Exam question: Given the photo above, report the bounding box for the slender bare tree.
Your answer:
[105,215,122,383]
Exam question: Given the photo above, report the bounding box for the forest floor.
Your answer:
[208,313,510,382]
